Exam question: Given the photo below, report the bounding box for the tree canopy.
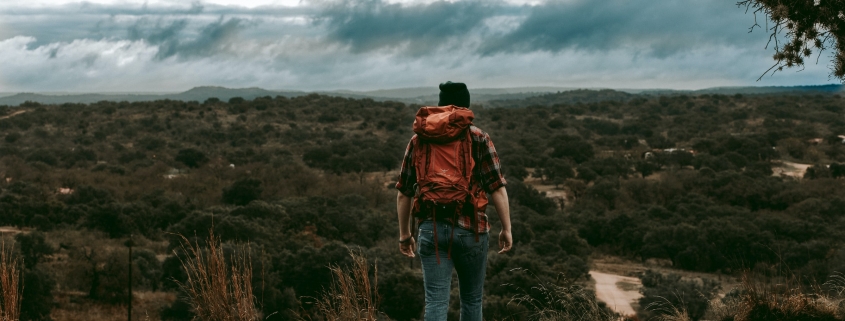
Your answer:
[740,0,845,80]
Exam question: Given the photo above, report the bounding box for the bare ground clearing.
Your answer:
[772,160,811,178]
[0,109,27,120]
[0,226,27,234]
[523,169,568,203]
[591,270,641,316]
[589,255,742,316]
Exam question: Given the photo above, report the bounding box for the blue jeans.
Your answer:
[417,220,489,321]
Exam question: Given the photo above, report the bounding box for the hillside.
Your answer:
[2,91,845,320]
[2,84,842,107]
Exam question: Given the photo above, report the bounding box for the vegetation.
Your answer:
[738,0,845,80]
[0,242,22,321]
[0,90,844,319]
[505,269,617,321]
[311,248,381,321]
[638,270,720,321]
[174,231,259,321]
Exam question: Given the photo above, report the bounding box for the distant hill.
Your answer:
[326,86,577,106]
[331,86,574,99]
[484,89,635,108]
[0,86,306,106]
[633,84,844,96]
[0,86,577,106]
[1,84,841,106]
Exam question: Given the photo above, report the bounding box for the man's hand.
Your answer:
[498,230,512,254]
[399,237,416,258]
[397,192,415,258]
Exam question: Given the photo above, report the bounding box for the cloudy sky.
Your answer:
[0,0,837,93]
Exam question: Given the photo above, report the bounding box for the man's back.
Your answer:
[395,81,512,321]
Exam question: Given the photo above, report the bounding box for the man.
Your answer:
[395,81,512,321]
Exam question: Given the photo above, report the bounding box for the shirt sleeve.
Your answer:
[474,131,508,193]
[395,136,417,197]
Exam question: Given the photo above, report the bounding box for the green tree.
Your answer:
[584,179,620,209]
[379,269,425,320]
[542,158,575,188]
[804,163,831,179]
[738,0,845,80]
[20,267,56,321]
[635,160,660,177]
[15,232,53,269]
[549,135,594,164]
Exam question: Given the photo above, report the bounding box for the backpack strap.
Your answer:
[462,129,480,241]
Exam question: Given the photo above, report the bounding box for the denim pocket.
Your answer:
[459,233,487,258]
[417,229,435,256]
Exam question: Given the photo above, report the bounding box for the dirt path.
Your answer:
[0,226,26,234]
[523,169,568,205]
[590,271,642,316]
[0,109,27,120]
[590,255,742,318]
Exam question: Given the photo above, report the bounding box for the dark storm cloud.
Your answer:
[308,0,761,58]
[312,0,501,52]
[4,1,313,17]
[4,0,825,93]
[4,1,205,16]
[126,17,248,59]
[3,2,311,48]
[479,0,758,57]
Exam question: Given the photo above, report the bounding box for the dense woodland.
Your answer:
[1,90,844,320]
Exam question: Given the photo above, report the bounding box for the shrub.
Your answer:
[222,178,263,206]
[25,150,58,166]
[15,232,53,269]
[549,135,594,164]
[4,132,20,143]
[175,148,209,168]
[707,274,845,321]
[506,268,617,321]
[379,269,423,320]
[638,270,719,321]
[138,136,166,151]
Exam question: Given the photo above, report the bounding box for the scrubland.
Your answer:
[0,91,844,320]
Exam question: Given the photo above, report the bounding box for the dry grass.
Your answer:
[174,231,260,321]
[643,297,693,321]
[51,290,175,321]
[508,269,618,321]
[732,275,842,321]
[311,248,381,321]
[691,273,845,321]
[0,242,21,321]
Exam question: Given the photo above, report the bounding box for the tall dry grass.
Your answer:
[643,297,693,321]
[174,231,260,321]
[311,248,381,321]
[508,269,618,321]
[0,242,21,321]
[685,273,845,321]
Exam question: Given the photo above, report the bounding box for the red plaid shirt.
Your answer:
[396,126,507,234]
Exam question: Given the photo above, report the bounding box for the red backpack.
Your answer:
[411,106,480,262]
